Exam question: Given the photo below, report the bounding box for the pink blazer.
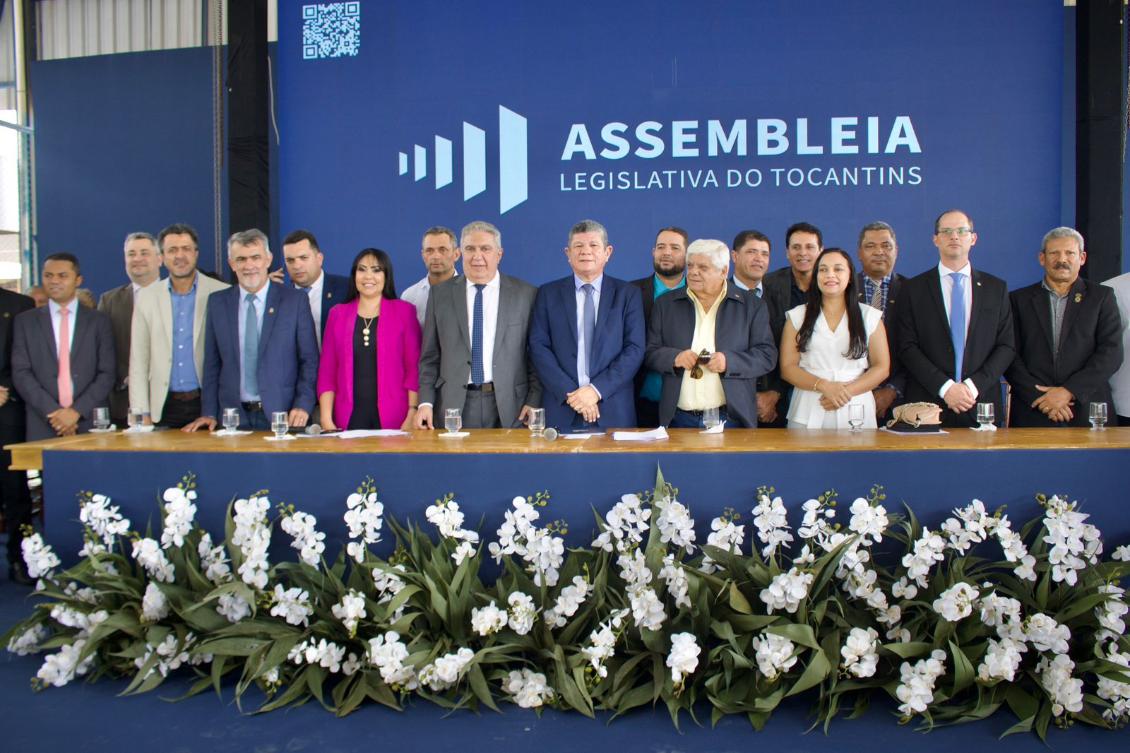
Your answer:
[317,298,422,429]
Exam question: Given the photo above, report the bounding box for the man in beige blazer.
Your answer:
[129,223,229,427]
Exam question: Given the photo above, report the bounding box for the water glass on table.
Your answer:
[703,406,721,430]
[976,402,995,429]
[221,408,240,434]
[445,408,462,434]
[128,410,145,431]
[848,403,864,432]
[92,407,111,432]
[528,408,546,437]
[271,411,289,439]
[1089,402,1108,431]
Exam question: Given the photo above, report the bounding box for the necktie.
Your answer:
[470,284,485,385]
[869,280,883,310]
[243,293,260,397]
[949,272,966,381]
[57,305,73,408]
[582,283,596,380]
[754,286,762,299]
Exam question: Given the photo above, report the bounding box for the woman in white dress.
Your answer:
[779,247,891,429]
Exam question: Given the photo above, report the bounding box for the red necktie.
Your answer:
[58,305,73,408]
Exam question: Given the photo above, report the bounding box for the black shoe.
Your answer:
[10,562,34,586]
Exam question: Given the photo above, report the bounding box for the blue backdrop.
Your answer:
[277,0,1065,289]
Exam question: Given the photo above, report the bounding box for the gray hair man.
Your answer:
[857,221,908,418]
[644,239,777,428]
[416,220,540,430]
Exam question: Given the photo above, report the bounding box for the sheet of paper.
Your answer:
[612,427,670,441]
[336,429,410,439]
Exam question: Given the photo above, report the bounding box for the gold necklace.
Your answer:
[360,314,377,347]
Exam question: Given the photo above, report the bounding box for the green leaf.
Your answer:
[786,649,830,697]
[766,623,820,651]
[881,641,931,659]
[728,583,753,615]
[947,640,974,695]
[466,662,499,712]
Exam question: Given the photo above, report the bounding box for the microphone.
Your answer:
[304,423,322,435]
[543,427,558,441]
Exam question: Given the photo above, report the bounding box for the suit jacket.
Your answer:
[0,289,35,428]
[201,282,320,425]
[11,304,116,440]
[897,267,1015,427]
[318,297,421,429]
[630,274,683,415]
[644,286,777,428]
[1006,278,1122,427]
[528,274,645,430]
[129,273,230,422]
[97,282,136,422]
[857,273,908,400]
[313,272,351,338]
[418,274,541,427]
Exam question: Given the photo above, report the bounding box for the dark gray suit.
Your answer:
[418,274,541,427]
[644,286,777,428]
[97,282,135,423]
[11,304,116,440]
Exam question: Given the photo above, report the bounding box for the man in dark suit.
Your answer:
[0,286,35,582]
[645,239,776,428]
[184,229,319,432]
[856,221,908,420]
[529,219,645,430]
[275,229,350,347]
[12,253,115,441]
[760,222,822,427]
[416,221,541,430]
[897,210,1015,427]
[630,227,687,427]
[97,231,162,425]
[1006,227,1122,427]
[730,229,786,425]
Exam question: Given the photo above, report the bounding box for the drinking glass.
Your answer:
[128,410,145,431]
[222,408,240,433]
[702,406,721,430]
[976,402,995,429]
[92,407,110,431]
[848,403,864,432]
[444,408,462,434]
[271,411,289,439]
[528,408,546,437]
[1089,402,1108,431]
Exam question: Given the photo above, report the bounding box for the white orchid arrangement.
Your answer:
[2,472,1128,742]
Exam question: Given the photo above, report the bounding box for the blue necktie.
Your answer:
[582,283,596,380]
[949,272,966,381]
[754,287,762,298]
[471,284,485,385]
[243,293,260,397]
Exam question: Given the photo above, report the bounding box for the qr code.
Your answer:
[302,3,361,60]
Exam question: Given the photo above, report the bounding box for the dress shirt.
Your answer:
[49,298,77,353]
[465,274,500,384]
[169,277,200,391]
[237,283,269,402]
[574,274,603,388]
[1040,279,1069,357]
[936,262,978,399]
[677,283,727,411]
[300,272,325,347]
[731,276,763,297]
[403,273,460,327]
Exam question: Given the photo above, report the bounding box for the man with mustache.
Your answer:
[856,221,907,419]
[1006,227,1121,427]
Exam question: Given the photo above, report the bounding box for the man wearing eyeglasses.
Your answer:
[896,210,1015,427]
[857,222,907,419]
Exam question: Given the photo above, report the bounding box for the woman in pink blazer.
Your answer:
[317,248,422,431]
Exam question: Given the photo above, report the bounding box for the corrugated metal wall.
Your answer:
[36,0,208,60]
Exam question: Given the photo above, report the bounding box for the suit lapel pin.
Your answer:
[327,293,333,299]
[2,312,8,318]
[268,308,275,315]
[1074,293,1083,303]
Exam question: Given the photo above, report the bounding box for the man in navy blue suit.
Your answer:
[274,229,350,348]
[184,229,319,432]
[529,219,645,430]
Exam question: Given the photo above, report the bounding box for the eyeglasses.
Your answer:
[936,227,973,237]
